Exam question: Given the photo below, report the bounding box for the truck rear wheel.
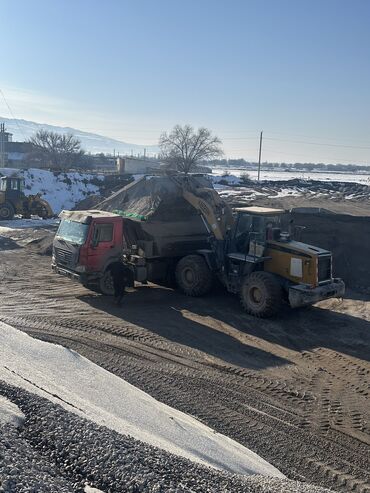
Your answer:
[0,202,15,220]
[175,255,213,297]
[240,271,282,317]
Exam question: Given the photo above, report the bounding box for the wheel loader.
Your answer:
[52,174,345,317]
[0,176,53,220]
[166,178,345,316]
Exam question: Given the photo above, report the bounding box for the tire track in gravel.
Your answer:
[2,312,370,492]
[1,249,370,492]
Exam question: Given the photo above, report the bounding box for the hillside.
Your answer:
[0,167,103,213]
[0,116,159,155]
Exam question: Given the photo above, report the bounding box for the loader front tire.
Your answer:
[176,255,213,297]
[0,202,15,220]
[240,271,282,318]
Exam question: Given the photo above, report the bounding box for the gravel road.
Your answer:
[0,383,334,493]
[0,238,369,492]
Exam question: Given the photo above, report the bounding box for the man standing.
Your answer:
[110,262,133,305]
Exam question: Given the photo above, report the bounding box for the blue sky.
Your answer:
[1,0,370,163]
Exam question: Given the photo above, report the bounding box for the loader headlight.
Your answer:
[75,265,86,273]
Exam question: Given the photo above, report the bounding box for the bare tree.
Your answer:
[29,130,85,169]
[159,125,223,173]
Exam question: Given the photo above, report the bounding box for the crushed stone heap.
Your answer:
[97,174,212,221]
[96,174,214,258]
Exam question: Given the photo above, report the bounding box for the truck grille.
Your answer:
[318,255,332,283]
[54,247,73,265]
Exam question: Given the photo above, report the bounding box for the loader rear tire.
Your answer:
[240,271,282,318]
[176,255,213,297]
[0,202,15,220]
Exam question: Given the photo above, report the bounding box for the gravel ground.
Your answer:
[1,234,369,492]
[0,382,332,493]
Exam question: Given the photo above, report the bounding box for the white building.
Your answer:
[116,157,160,174]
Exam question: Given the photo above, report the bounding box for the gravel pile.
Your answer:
[0,422,74,492]
[219,178,370,206]
[0,382,333,493]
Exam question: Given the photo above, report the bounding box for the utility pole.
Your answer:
[257,131,263,181]
[0,123,5,167]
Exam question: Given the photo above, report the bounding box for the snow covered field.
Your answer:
[0,396,24,427]
[212,167,370,184]
[0,321,283,477]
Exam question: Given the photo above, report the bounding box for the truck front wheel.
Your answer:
[240,271,282,317]
[175,255,213,297]
[99,269,114,296]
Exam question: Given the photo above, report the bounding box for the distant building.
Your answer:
[116,156,160,174]
[116,157,211,175]
[0,124,33,168]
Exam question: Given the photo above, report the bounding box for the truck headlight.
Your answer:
[75,265,86,273]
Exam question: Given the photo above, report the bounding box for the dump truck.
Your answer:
[52,175,344,316]
[0,176,53,220]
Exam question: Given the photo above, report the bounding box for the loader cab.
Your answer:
[0,176,25,202]
[231,206,287,255]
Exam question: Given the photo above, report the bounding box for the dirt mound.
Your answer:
[97,174,212,220]
[73,194,102,211]
[26,232,55,255]
[292,210,370,292]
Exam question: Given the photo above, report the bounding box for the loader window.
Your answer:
[0,180,6,191]
[10,179,20,190]
[234,214,252,251]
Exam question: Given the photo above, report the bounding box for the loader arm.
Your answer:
[181,187,234,241]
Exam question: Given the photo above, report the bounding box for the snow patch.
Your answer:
[85,486,105,493]
[0,321,284,478]
[0,395,25,427]
[0,218,58,233]
[0,167,103,214]
[211,174,242,186]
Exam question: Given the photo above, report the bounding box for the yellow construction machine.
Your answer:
[0,176,53,220]
[173,177,345,316]
[52,174,344,317]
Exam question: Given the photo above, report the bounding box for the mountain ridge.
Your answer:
[0,116,158,156]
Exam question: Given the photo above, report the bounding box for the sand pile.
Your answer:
[292,210,370,292]
[96,174,212,220]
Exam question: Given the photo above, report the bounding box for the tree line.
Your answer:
[26,125,223,173]
[26,127,366,173]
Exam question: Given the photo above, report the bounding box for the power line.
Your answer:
[263,129,370,146]
[264,136,370,150]
[222,137,259,141]
[0,88,27,141]
[261,146,370,164]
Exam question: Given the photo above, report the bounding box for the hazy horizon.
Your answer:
[1,0,369,165]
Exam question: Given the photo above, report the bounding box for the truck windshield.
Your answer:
[56,219,89,245]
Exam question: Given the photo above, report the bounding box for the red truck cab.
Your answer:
[52,210,124,294]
